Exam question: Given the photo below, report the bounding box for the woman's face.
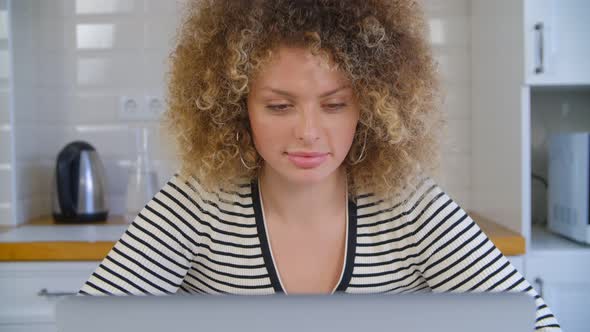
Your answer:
[247,46,360,185]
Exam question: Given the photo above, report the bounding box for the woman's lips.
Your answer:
[286,152,329,169]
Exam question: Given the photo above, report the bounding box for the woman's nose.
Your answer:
[294,107,320,145]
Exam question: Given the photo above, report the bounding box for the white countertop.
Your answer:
[531,225,590,252]
[0,224,128,243]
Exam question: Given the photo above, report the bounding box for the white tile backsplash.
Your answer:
[35,53,69,89]
[144,0,187,15]
[0,203,12,225]
[0,91,9,123]
[0,0,10,223]
[37,0,68,18]
[39,0,142,17]
[13,124,38,163]
[434,47,471,84]
[14,162,45,201]
[143,18,178,50]
[420,0,470,17]
[76,53,144,87]
[15,196,44,225]
[429,17,470,47]
[0,49,9,80]
[440,153,472,188]
[3,0,473,223]
[142,50,170,90]
[76,23,116,49]
[0,126,10,164]
[37,92,119,124]
[0,168,11,202]
[74,0,138,15]
[425,0,473,213]
[76,22,143,50]
[0,9,7,39]
[37,19,67,50]
[443,119,472,154]
[446,189,471,211]
[441,83,471,120]
[39,125,128,160]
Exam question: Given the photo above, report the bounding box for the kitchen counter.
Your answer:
[0,216,128,261]
[0,211,526,261]
[469,212,526,256]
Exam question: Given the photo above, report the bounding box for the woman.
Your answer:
[80,0,561,330]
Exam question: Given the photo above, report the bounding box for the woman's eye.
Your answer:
[324,103,347,111]
[265,103,347,112]
[266,104,292,112]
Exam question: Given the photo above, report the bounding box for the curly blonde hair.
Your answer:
[164,0,445,201]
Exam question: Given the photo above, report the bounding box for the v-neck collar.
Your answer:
[250,178,357,294]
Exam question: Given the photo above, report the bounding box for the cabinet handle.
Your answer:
[534,22,544,74]
[37,288,76,297]
[533,277,544,298]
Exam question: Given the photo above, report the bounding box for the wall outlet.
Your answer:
[145,96,165,117]
[119,95,163,120]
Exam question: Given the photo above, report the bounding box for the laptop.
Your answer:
[55,292,536,332]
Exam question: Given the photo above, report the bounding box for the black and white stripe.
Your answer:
[79,174,560,331]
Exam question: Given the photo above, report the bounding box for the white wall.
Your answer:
[5,0,474,225]
[420,0,473,209]
[0,0,13,225]
[10,0,40,226]
[5,0,185,225]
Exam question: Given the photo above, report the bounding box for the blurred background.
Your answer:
[0,0,479,225]
[0,0,588,331]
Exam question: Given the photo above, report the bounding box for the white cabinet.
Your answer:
[0,262,97,332]
[472,0,590,247]
[526,229,590,332]
[525,0,590,85]
[472,1,590,330]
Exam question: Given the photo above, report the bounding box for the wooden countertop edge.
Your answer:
[469,212,526,256]
[0,242,116,261]
[0,212,526,261]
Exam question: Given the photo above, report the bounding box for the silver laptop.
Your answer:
[55,293,536,332]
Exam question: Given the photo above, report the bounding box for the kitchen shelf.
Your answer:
[530,225,590,253]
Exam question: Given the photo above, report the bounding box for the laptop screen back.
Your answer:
[56,293,536,332]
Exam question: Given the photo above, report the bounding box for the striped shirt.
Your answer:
[79,174,561,331]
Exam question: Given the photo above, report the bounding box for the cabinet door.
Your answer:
[0,262,97,297]
[0,324,56,332]
[526,251,590,332]
[525,0,590,85]
[0,262,97,330]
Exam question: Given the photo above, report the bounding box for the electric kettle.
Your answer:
[51,141,109,222]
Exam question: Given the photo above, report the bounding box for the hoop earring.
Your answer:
[349,130,368,165]
[236,131,259,170]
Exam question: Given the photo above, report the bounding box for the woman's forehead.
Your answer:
[265,46,338,70]
[250,46,351,94]
[256,84,352,99]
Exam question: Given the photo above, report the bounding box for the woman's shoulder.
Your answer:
[357,174,443,207]
[354,174,456,224]
[393,174,470,233]
[156,172,255,216]
[165,172,250,194]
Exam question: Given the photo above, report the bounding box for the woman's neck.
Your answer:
[258,166,348,226]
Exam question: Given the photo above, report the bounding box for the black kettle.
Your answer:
[51,141,109,222]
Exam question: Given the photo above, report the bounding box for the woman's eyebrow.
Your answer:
[261,85,350,98]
